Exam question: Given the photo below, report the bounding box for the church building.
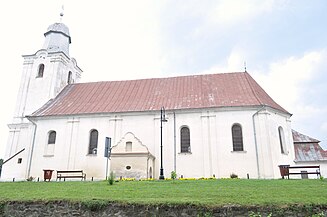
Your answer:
[1,20,296,181]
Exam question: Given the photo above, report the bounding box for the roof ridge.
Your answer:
[76,72,246,85]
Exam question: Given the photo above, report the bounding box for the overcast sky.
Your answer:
[0,0,326,158]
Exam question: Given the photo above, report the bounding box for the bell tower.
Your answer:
[1,14,82,180]
[13,20,82,124]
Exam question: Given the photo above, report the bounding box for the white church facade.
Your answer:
[1,20,297,181]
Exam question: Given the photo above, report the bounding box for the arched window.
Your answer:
[67,71,72,84]
[88,129,98,155]
[126,142,132,152]
[232,124,243,151]
[48,131,56,144]
[278,126,286,154]
[37,64,45,77]
[181,126,190,153]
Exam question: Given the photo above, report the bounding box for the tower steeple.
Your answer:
[42,22,71,56]
[42,5,71,56]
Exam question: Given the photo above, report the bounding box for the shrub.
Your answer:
[320,175,324,181]
[108,171,115,185]
[26,176,35,182]
[171,171,177,180]
[230,173,238,179]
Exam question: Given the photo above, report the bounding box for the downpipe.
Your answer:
[252,106,265,179]
[26,117,37,178]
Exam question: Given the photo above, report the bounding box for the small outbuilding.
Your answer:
[293,130,327,178]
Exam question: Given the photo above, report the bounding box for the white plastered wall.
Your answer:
[3,106,295,181]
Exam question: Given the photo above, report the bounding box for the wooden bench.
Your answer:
[279,165,320,179]
[56,170,86,181]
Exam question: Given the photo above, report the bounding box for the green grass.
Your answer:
[1,179,327,207]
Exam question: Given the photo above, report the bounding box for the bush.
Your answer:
[26,176,35,182]
[108,171,115,185]
[171,171,177,180]
[320,175,324,181]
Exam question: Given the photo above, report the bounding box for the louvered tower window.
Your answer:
[37,64,45,77]
[67,71,72,84]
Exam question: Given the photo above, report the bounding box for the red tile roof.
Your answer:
[31,72,289,117]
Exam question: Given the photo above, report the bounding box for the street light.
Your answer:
[159,106,168,180]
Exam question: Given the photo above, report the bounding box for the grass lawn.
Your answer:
[1,179,327,207]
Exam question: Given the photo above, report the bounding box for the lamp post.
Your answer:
[159,106,168,180]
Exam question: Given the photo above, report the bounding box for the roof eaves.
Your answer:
[294,159,327,163]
